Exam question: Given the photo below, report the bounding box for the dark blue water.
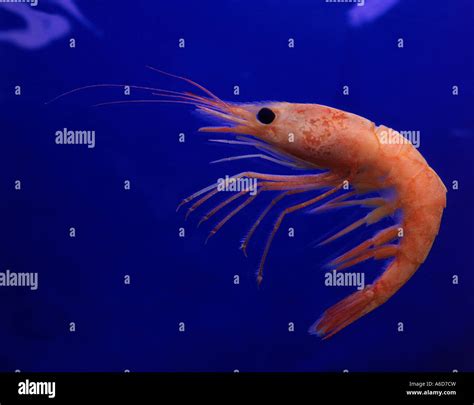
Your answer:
[0,0,473,372]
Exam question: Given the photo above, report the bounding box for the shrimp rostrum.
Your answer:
[53,68,447,338]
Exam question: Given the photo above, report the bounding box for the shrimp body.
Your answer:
[303,116,447,338]
[195,100,447,338]
[54,70,446,338]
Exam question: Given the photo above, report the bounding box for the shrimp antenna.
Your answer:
[93,99,216,108]
[45,84,210,105]
[145,66,229,109]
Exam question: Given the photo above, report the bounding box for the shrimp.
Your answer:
[50,68,447,338]
[171,74,447,339]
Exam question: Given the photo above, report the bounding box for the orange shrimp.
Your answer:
[170,73,447,339]
[50,68,447,338]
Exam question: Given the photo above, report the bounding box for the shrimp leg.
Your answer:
[198,190,249,227]
[334,244,399,271]
[329,225,400,268]
[318,204,395,246]
[197,175,333,227]
[257,185,343,285]
[210,154,301,169]
[203,185,314,243]
[202,176,339,241]
[241,190,300,257]
[205,191,261,243]
[241,189,356,257]
[185,188,220,220]
[309,191,358,212]
[313,197,386,212]
[178,172,325,213]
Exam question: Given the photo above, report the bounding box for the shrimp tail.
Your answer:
[310,285,379,339]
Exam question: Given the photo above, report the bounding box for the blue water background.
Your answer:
[0,0,473,371]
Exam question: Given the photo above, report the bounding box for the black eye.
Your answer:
[257,107,275,125]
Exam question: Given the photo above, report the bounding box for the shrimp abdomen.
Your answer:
[313,160,446,339]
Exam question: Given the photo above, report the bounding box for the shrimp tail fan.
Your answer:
[310,286,379,339]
